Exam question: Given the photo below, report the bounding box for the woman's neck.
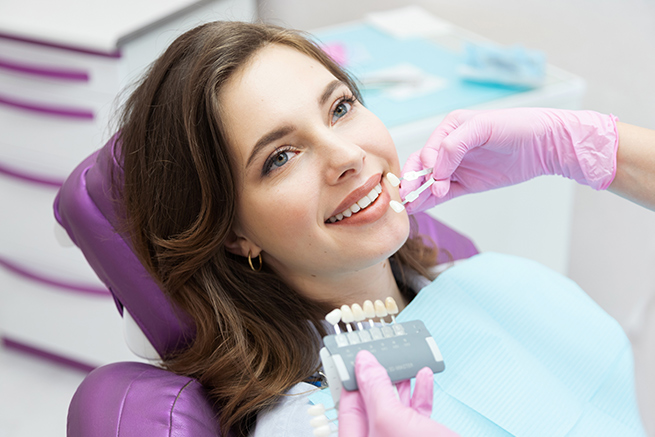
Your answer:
[284,257,407,313]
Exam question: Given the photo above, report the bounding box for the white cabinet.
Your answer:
[0,0,256,368]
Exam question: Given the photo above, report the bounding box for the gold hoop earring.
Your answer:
[248,250,262,272]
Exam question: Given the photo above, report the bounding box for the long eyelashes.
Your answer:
[262,146,296,176]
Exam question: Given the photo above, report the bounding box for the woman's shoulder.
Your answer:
[250,382,322,437]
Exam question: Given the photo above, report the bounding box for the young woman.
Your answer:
[115,20,646,437]
[116,21,438,436]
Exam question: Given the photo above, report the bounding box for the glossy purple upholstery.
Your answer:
[54,137,194,357]
[67,362,222,437]
[56,136,478,437]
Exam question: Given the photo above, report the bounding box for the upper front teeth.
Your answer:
[327,183,382,223]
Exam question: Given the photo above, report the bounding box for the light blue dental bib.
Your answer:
[309,253,645,436]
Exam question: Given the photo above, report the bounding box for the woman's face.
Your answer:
[221,44,409,299]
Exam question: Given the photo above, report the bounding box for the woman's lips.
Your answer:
[328,173,382,220]
[326,181,391,226]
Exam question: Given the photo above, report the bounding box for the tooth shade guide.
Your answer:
[363,300,376,327]
[325,309,342,334]
[351,303,365,330]
[374,299,388,324]
[386,172,401,187]
[386,168,433,189]
[385,297,399,323]
[340,305,354,332]
[389,200,405,213]
[307,404,326,416]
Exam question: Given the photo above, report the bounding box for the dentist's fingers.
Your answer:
[396,379,412,407]
[337,388,369,437]
[354,350,401,414]
[410,367,435,418]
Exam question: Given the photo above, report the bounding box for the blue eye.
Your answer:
[263,147,296,176]
[331,98,354,124]
[272,150,291,167]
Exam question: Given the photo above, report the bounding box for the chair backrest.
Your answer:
[54,135,194,358]
[54,135,479,360]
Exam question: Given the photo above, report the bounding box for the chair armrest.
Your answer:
[67,362,222,437]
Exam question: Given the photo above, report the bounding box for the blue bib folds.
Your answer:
[309,253,645,436]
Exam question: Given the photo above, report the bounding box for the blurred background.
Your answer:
[1,0,653,435]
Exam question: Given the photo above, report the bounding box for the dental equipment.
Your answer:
[389,177,436,213]
[351,303,366,331]
[385,167,433,187]
[385,297,399,324]
[340,305,355,332]
[387,170,437,213]
[325,309,342,335]
[363,300,376,328]
[374,299,388,324]
[317,297,445,412]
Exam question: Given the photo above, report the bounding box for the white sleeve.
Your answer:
[250,382,332,437]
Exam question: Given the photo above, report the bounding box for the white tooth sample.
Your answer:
[328,217,337,223]
[366,188,379,202]
[386,172,401,187]
[375,183,382,194]
[374,300,388,318]
[308,403,326,416]
[340,304,355,324]
[385,297,399,315]
[325,309,342,326]
[357,196,372,209]
[336,213,344,220]
[310,415,329,427]
[313,425,331,437]
[341,208,352,217]
[389,200,405,213]
[363,300,376,318]
[350,203,361,213]
[351,303,365,322]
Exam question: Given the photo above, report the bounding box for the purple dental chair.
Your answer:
[55,135,478,437]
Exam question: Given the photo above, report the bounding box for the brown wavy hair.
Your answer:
[116,21,437,436]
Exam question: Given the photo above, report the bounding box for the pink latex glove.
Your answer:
[338,350,458,437]
[400,108,619,213]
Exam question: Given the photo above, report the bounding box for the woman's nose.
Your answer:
[321,134,366,183]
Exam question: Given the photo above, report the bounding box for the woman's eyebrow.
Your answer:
[319,79,344,106]
[246,80,345,169]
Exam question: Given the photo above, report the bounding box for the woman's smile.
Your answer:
[325,174,392,225]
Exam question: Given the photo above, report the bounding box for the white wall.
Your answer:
[257,0,655,433]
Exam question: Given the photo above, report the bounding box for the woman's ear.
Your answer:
[224,229,261,258]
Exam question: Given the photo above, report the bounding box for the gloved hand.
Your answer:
[400,108,619,213]
[338,350,458,437]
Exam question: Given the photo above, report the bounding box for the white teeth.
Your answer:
[326,183,383,223]
[357,196,371,209]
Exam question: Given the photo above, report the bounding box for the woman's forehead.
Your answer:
[220,44,340,162]
[229,44,336,104]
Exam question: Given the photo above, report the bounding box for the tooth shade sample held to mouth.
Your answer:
[387,171,436,213]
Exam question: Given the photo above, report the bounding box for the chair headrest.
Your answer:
[54,135,195,357]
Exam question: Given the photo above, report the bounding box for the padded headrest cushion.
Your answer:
[54,136,194,357]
